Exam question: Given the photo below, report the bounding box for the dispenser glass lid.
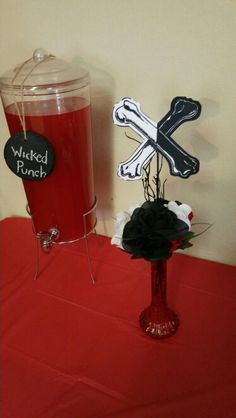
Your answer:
[0,48,89,94]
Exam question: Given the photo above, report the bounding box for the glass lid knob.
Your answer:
[33,48,49,62]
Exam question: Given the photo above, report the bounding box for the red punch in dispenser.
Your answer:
[0,49,96,253]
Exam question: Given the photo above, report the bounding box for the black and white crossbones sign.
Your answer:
[113,96,201,180]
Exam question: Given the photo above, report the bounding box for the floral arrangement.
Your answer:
[111,198,198,262]
[111,159,210,262]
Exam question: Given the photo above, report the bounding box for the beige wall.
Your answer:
[0,0,236,265]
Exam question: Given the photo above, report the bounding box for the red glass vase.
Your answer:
[139,259,179,339]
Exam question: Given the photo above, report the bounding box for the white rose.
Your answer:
[111,203,141,249]
[166,201,193,230]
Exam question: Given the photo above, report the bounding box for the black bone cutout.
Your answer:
[155,97,201,178]
[158,97,201,136]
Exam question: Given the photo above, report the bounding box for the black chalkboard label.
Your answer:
[4,131,55,181]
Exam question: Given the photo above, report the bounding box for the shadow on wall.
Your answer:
[73,57,115,236]
[191,97,219,163]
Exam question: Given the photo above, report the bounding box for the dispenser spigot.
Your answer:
[39,228,59,253]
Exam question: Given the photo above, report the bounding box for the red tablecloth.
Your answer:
[1,217,236,418]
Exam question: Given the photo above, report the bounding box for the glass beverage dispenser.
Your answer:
[0,49,96,251]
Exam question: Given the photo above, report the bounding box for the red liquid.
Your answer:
[5,97,95,242]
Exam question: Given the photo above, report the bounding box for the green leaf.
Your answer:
[179,241,193,249]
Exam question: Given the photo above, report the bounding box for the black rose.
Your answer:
[122,199,188,262]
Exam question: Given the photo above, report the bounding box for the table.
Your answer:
[1,218,236,418]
